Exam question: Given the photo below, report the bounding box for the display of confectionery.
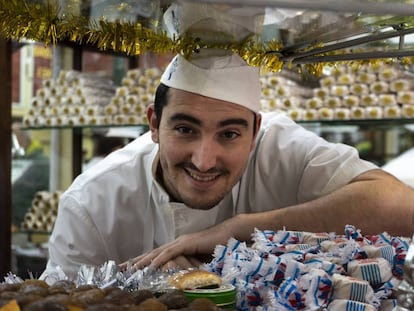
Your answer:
[1,225,409,310]
[23,70,115,127]
[108,67,162,125]
[260,61,414,121]
[22,67,162,127]
[20,191,61,232]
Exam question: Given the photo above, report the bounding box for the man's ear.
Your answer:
[146,104,159,143]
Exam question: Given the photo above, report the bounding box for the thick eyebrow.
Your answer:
[169,113,249,129]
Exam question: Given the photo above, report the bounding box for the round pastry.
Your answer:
[136,298,168,311]
[170,270,222,290]
[188,297,219,311]
[131,289,154,305]
[157,290,189,309]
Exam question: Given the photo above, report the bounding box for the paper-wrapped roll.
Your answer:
[139,93,152,105]
[126,68,142,80]
[402,105,414,118]
[370,81,389,94]
[343,95,359,108]
[334,108,351,120]
[350,84,369,96]
[305,97,323,109]
[72,105,84,116]
[78,115,90,125]
[122,77,135,87]
[366,106,383,119]
[378,94,396,106]
[113,114,127,124]
[360,94,378,107]
[383,105,401,118]
[132,103,147,116]
[324,97,341,109]
[44,117,58,127]
[318,107,334,120]
[262,87,274,98]
[287,108,304,121]
[36,88,49,98]
[320,76,336,88]
[145,67,161,79]
[110,96,125,107]
[126,95,140,106]
[116,86,130,97]
[130,86,146,95]
[261,99,278,112]
[126,115,140,125]
[330,85,349,97]
[85,105,102,116]
[313,87,329,99]
[356,72,376,84]
[104,104,118,115]
[138,115,148,125]
[275,86,289,97]
[378,67,398,81]
[56,116,69,126]
[47,106,59,116]
[281,97,300,110]
[303,109,319,121]
[32,116,46,127]
[59,105,74,116]
[267,75,283,87]
[119,104,132,115]
[397,91,414,105]
[350,107,366,120]
[337,73,354,85]
[390,79,412,92]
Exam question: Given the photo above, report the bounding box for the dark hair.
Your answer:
[153,83,258,134]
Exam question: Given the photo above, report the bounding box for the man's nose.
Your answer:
[191,138,218,172]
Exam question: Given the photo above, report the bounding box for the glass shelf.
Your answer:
[297,118,414,128]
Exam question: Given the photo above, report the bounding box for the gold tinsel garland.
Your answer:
[2,0,414,76]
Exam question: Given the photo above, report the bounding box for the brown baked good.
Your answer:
[170,270,222,290]
[157,290,189,309]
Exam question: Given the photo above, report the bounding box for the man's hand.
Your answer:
[119,220,236,271]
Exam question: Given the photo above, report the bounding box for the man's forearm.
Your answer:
[232,169,414,241]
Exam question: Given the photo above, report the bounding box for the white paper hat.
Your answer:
[160,53,261,113]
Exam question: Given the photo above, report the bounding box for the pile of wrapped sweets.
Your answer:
[1,225,410,310]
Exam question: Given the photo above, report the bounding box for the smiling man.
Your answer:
[42,52,414,280]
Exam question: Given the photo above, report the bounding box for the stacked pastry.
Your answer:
[20,191,61,232]
[260,61,414,121]
[260,72,309,121]
[23,71,115,127]
[106,67,162,125]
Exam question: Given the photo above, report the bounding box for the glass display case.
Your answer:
[2,0,414,282]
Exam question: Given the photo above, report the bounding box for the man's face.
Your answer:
[148,88,261,210]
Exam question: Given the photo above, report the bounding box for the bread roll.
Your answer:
[170,270,222,290]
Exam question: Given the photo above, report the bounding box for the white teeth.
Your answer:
[188,171,217,181]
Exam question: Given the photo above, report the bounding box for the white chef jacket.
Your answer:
[42,113,377,279]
